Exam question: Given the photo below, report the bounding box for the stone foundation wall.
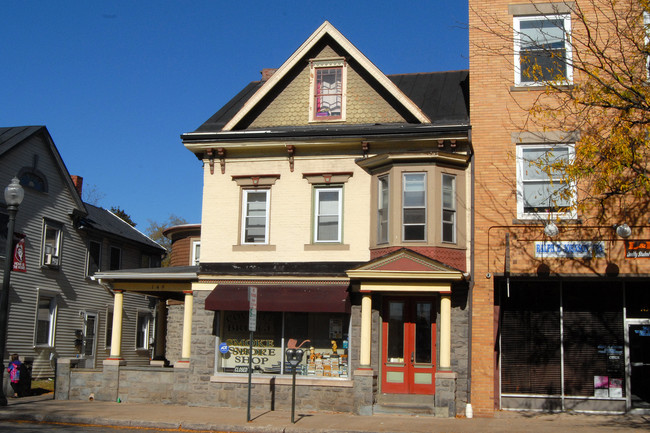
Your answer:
[450,283,470,414]
[165,302,184,366]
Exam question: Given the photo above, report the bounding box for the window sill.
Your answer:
[304,244,350,251]
[510,84,573,92]
[232,244,276,252]
[210,373,353,387]
[513,217,582,225]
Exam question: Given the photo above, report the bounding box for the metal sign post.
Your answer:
[246,287,257,422]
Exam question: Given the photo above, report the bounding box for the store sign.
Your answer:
[625,240,650,258]
[535,241,606,258]
[222,339,281,371]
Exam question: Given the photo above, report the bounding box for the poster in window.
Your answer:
[594,376,609,398]
[329,318,342,339]
[609,378,623,398]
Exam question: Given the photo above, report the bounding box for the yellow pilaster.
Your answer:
[181,291,193,361]
[440,294,451,370]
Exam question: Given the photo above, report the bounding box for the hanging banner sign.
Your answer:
[12,236,26,272]
[248,286,257,332]
[625,240,650,258]
[534,241,606,258]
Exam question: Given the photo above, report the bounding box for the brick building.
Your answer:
[469,0,650,415]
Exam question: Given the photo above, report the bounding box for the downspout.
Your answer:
[466,129,474,417]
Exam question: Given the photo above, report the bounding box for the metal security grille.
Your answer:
[562,283,625,397]
[500,281,562,395]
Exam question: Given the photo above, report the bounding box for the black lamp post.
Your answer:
[0,177,24,405]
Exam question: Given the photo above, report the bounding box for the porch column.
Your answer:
[360,293,372,367]
[180,290,193,362]
[439,294,451,370]
[108,289,124,359]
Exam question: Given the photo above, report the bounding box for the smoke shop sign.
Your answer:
[535,241,606,258]
[626,241,650,258]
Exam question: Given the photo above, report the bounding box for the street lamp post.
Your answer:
[0,178,24,406]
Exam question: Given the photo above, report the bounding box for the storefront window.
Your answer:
[219,311,350,378]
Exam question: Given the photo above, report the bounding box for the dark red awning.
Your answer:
[204,282,350,313]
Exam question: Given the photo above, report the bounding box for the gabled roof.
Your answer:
[81,203,165,252]
[222,21,430,131]
[192,70,469,134]
[0,126,86,213]
[346,248,464,281]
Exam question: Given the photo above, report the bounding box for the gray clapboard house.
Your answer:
[0,126,165,380]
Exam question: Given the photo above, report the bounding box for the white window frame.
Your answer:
[42,221,62,268]
[313,186,343,243]
[402,172,427,242]
[441,174,456,244]
[377,175,390,244]
[308,58,347,122]
[241,189,270,245]
[516,143,576,219]
[514,14,572,86]
[192,240,201,266]
[34,289,59,347]
[86,240,102,276]
[109,246,121,270]
[135,310,153,350]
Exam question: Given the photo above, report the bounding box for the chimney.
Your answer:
[261,68,278,82]
[71,175,83,197]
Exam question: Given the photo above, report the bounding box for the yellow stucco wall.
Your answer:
[200,154,371,263]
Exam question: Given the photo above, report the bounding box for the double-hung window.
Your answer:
[42,221,62,268]
[517,144,575,217]
[402,173,427,241]
[136,311,153,350]
[309,58,346,121]
[241,189,270,244]
[192,240,201,265]
[314,187,342,243]
[35,290,57,347]
[105,307,114,349]
[514,14,572,85]
[87,240,101,276]
[109,246,121,270]
[377,175,390,244]
[441,174,456,243]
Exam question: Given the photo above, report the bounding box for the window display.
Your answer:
[218,311,350,377]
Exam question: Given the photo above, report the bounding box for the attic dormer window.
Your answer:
[310,58,346,122]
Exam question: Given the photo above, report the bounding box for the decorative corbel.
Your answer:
[217,147,226,174]
[438,139,445,148]
[286,145,295,172]
[362,141,369,158]
[206,149,215,175]
[450,139,457,148]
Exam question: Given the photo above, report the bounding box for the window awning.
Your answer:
[204,282,350,313]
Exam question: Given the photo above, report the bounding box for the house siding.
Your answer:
[1,129,157,379]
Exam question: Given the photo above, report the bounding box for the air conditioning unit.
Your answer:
[44,254,53,265]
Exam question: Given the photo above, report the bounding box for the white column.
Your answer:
[109,290,124,359]
[181,291,193,361]
[360,293,372,367]
[440,294,452,370]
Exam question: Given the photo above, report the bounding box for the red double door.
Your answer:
[381,297,437,394]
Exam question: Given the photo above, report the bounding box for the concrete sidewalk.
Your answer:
[0,394,648,432]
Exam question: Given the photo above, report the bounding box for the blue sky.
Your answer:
[2,1,468,230]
